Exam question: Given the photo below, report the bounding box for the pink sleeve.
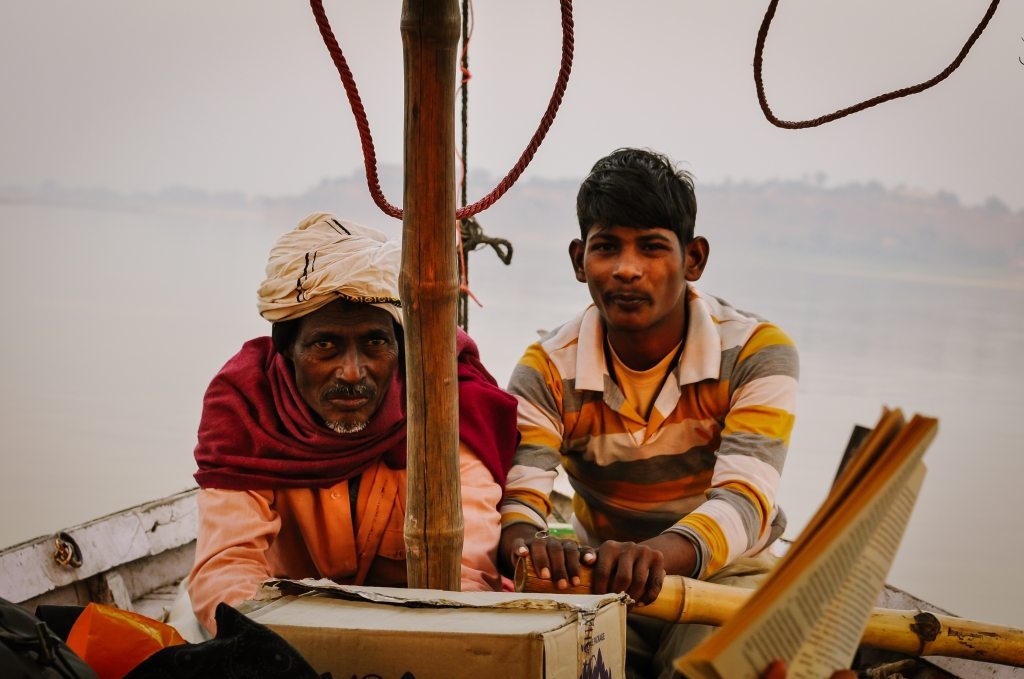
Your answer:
[458,443,503,592]
[188,488,280,633]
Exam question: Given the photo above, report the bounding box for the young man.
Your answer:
[187,213,519,634]
[498,149,799,678]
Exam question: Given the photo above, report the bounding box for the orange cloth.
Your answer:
[188,444,501,633]
[67,603,185,679]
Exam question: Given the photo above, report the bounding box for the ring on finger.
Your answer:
[534,529,550,540]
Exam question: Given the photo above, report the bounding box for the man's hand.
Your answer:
[760,660,855,679]
[589,532,696,605]
[499,523,596,589]
[589,540,666,605]
[500,526,698,605]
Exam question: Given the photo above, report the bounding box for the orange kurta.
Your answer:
[189,445,501,632]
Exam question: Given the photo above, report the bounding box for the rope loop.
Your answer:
[460,216,513,265]
[754,0,1000,129]
[310,0,574,220]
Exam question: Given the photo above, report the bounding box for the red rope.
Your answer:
[754,0,1000,129]
[309,0,574,220]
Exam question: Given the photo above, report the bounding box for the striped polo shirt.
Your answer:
[501,286,798,578]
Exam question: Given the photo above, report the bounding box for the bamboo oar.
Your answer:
[515,558,1024,667]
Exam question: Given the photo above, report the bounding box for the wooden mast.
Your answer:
[399,0,463,590]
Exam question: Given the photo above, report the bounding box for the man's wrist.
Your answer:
[641,531,699,578]
[500,517,548,532]
[499,499,550,534]
[685,538,703,578]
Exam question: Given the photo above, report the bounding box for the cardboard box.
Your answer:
[246,579,627,679]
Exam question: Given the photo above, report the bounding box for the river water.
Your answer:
[1,202,1021,627]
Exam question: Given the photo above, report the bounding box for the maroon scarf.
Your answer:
[194,331,518,490]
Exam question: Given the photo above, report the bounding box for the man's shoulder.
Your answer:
[695,289,767,326]
[528,306,602,366]
[693,289,792,351]
[237,335,276,356]
[535,307,590,353]
[511,306,596,388]
[209,336,276,386]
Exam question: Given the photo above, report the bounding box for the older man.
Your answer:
[187,213,518,634]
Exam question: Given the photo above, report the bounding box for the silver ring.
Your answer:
[534,529,550,540]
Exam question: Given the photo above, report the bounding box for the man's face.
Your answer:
[569,225,707,338]
[287,300,400,434]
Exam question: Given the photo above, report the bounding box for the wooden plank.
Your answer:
[137,489,200,555]
[0,489,197,603]
[90,571,134,611]
[133,583,182,623]
[117,542,195,602]
[16,542,195,614]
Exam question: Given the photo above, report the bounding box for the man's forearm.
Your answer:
[642,531,698,578]
[499,463,558,529]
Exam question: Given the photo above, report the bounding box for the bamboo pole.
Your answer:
[400,0,463,591]
[516,558,1024,667]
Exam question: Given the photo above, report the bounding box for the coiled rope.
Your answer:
[754,0,1001,129]
[309,0,575,220]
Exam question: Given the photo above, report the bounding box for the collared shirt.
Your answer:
[189,445,502,633]
[500,287,798,577]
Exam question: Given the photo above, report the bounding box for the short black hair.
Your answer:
[271,318,300,356]
[576,148,697,244]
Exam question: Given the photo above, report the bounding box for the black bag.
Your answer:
[0,597,97,679]
[125,603,326,679]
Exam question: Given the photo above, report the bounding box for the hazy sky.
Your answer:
[2,1,1021,208]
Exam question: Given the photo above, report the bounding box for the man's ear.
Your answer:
[684,236,710,282]
[568,239,586,282]
[283,340,298,364]
[271,320,299,359]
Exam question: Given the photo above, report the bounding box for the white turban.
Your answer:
[257,212,403,326]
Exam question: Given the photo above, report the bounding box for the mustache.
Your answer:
[322,381,375,400]
[606,290,652,303]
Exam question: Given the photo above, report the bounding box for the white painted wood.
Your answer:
[133,583,182,623]
[117,543,195,602]
[0,489,198,603]
[16,543,195,613]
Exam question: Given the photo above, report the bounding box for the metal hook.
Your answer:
[53,532,82,568]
